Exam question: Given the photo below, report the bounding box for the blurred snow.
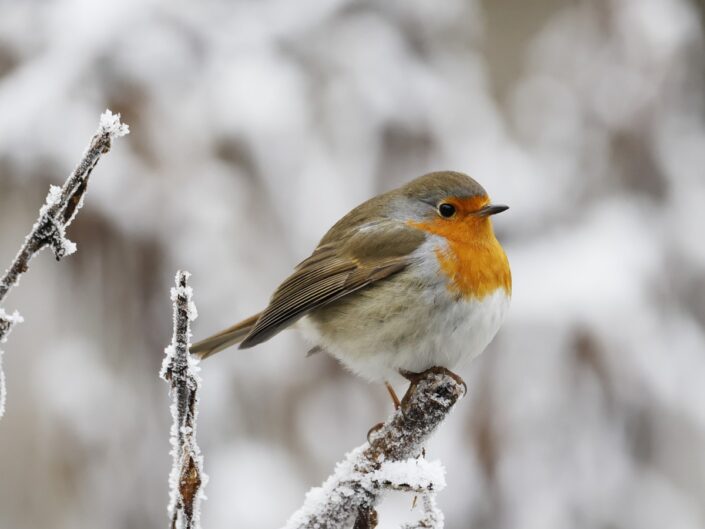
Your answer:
[1,0,705,528]
[206,441,302,529]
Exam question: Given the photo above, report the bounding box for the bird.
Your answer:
[191,171,511,392]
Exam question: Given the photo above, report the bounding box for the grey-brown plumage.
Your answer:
[190,171,488,360]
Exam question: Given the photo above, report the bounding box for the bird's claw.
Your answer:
[398,366,467,408]
[367,422,384,443]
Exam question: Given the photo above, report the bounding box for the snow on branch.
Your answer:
[283,368,465,529]
[0,109,129,420]
[160,271,207,529]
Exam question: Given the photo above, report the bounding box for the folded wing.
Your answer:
[239,222,425,348]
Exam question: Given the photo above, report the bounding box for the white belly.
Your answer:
[298,287,511,383]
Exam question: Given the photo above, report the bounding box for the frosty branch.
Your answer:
[160,271,207,529]
[283,368,465,529]
[0,110,129,419]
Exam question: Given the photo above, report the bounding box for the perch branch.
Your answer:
[0,110,129,419]
[160,271,207,529]
[283,368,464,529]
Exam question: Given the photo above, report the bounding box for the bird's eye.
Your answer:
[438,203,456,218]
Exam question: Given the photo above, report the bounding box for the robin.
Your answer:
[192,171,511,400]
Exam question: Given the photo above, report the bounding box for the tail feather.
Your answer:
[191,312,262,360]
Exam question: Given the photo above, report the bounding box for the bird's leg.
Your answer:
[399,366,467,408]
[367,382,402,443]
[384,381,401,410]
[369,369,465,442]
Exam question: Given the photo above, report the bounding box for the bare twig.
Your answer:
[0,110,129,419]
[283,368,464,529]
[160,271,207,529]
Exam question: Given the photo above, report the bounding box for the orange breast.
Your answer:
[434,236,511,299]
[408,205,511,300]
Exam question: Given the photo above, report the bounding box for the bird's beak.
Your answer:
[477,204,509,217]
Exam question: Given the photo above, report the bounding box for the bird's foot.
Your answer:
[367,422,384,443]
[398,366,467,408]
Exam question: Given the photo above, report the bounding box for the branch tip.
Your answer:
[99,109,130,140]
[0,110,125,420]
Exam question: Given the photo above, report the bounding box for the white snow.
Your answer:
[1,1,705,528]
[39,185,63,216]
[283,445,447,529]
[61,238,77,256]
[0,308,23,419]
[373,459,446,493]
[0,309,24,341]
[187,301,198,322]
[98,109,130,139]
[159,344,176,381]
[282,445,368,529]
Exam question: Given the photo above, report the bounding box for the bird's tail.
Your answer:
[190,312,262,360]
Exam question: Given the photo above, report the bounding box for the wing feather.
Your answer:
[239,222,424,348]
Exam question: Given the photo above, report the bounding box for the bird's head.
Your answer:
[396,171,508,243]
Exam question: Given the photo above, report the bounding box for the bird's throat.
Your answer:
[408,217,511,300]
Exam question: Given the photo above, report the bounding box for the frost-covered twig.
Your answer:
[283,368,464,529]
[0,110,129,302]
[160,271,207,529]
[401,494,444,529]
[0,308,23,418]
[0,110,129,420]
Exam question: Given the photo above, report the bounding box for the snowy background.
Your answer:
[1,0,705,527]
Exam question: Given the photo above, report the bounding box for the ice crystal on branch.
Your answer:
[0,309,23,419]
[98,109,130,139]
[0,110,127,421]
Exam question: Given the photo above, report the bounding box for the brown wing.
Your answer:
[239,222,425,348]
